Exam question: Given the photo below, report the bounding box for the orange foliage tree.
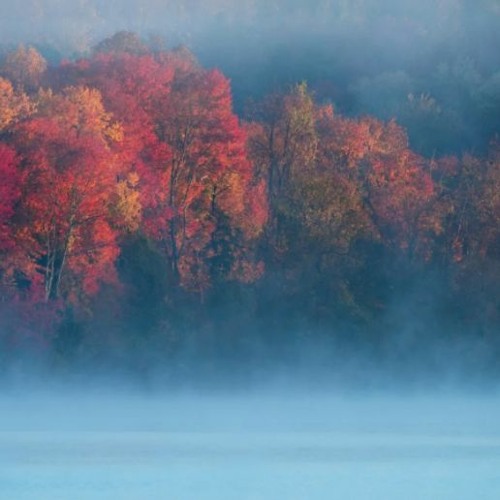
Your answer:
[247,85,445,317]
[0,77,33,132]
[1,45,47,91]
[315,108,441,260]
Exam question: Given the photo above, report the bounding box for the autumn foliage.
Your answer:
[0,144,20,254]
[0,38,498,363]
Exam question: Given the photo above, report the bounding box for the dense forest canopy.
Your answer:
[1,0,500,155]
[0,1,499,384]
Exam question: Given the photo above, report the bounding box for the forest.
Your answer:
[0,4,499,385]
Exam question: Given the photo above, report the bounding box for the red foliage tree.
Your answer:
[56,50,267,293]
[0,144,20,253]
[12,86,123,305]
[142,63,265,291]
[0,144,22,302]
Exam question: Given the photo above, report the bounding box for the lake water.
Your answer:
[1,393,499,499]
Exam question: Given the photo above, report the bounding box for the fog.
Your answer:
[1,390,500,499]
[0,0,497,382]
[1,1,499,153]
[0,1,499,496]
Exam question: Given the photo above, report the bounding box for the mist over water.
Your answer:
[1,389,500,499]
[0,1,499,497]
[0,2,497,371]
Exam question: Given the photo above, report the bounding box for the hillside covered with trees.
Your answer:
[0,25,498,384]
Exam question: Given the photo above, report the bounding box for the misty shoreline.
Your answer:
[0,1,498,389]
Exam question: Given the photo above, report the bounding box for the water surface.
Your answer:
[1,394,498,499]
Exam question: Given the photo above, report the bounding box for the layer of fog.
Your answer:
[1,390,500,499]
[2,0,499,155]
[2,389,500,433]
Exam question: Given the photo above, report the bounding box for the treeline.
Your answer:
[1,1,499,157]
[0,34,498,378]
